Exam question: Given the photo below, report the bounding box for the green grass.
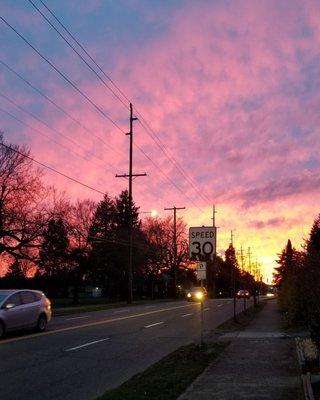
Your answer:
[215,300,267,332]
[96,342,228,400]
[52,298,181,316]
[313,380,320,400]
[52,297,113,308]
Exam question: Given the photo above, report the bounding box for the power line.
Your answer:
[0,106,115,175]
[27,1,211,206]
[2,9,209,209]
[0,91,116,174]
[38,0,131,107]
[135,115,212,204]
[0,142,105,196]
[27,0,129,111]
[0,54,201,212]
[134,143,203,212]
[0,59,124,158]
[0,15,125,134]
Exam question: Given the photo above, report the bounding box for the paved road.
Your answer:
[0,297,254,400]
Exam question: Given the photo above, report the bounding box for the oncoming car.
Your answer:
[0,289,52,339]
[186,287,207,302]
[236,290,250,299]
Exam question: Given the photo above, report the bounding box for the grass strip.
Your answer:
[96,342,228,400]
[313,380,320,400]
[215,300,267,332]
[53,298,181,316]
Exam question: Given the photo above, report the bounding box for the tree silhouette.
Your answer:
[39,218,69,277]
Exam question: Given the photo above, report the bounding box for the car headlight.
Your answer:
[187,293,191,298]
[195,292,203,300]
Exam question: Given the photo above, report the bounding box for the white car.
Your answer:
[0,289,52,339]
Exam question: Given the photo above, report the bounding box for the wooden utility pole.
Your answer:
[247,247,252,275]
[164,206,185,298]
[230,230,237,323]
[240,245,245,272]
[116,103,146,304]
[210,205,217,298]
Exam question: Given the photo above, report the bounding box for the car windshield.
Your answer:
[0,294,8,303]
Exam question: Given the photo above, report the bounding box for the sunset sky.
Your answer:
[1,0,320,282]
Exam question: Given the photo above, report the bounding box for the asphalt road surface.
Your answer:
[0,297,254,400]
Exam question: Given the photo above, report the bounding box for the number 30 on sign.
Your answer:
[189,226,216,259]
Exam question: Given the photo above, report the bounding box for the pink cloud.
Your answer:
[3,0,320,279]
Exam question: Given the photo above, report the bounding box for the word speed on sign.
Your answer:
[189,226,216,259]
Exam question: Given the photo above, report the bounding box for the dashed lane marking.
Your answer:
[65,338,110,352]
[144,322,164,328]
[0,303,197,345]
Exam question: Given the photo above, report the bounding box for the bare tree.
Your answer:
[142,215,189,293]
[67,199,96,303]
[0,135,49,267]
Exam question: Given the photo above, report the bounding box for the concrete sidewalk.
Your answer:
[179,300,303,400]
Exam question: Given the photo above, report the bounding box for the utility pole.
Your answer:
[211,205,217,298]
[240,245,247,313]
[211,204,217,228]
[240,245,245,272]
[116,103,146,304]
[230,230,237,323]
[164,206,185,298]
[247,247,252,275]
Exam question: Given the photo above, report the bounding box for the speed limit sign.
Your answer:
[189,226,216,260]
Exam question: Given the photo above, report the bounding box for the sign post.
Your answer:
[196,261,207,348]
[189,227,216,347]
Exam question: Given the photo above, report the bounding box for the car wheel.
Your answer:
[36,314,47,332]
[0,321,5,339]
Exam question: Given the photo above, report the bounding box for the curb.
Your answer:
[296,338,316,400]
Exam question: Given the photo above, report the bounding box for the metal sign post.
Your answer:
[196,261,206,348]
[200,279,204,348]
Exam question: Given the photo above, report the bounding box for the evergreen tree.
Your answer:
[88,194,117,289]
[114,190,140,229]
[274,239,294,288]
[275,240,304,323]
[302,215,320,346]
[39,218,69,278]
[306,215,320,254]
[225,244,239,296]
[113,190,146,298]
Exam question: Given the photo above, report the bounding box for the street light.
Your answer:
[140,210,158,217]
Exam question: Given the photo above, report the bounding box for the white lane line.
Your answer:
[144,321,164,328]
[181,313,193,318]
[1,303,197,345]
[65,338,110,352]
[204,308,210,311]
[65,315,90,321]
[217,304,223,307]
[113,309,130,314]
